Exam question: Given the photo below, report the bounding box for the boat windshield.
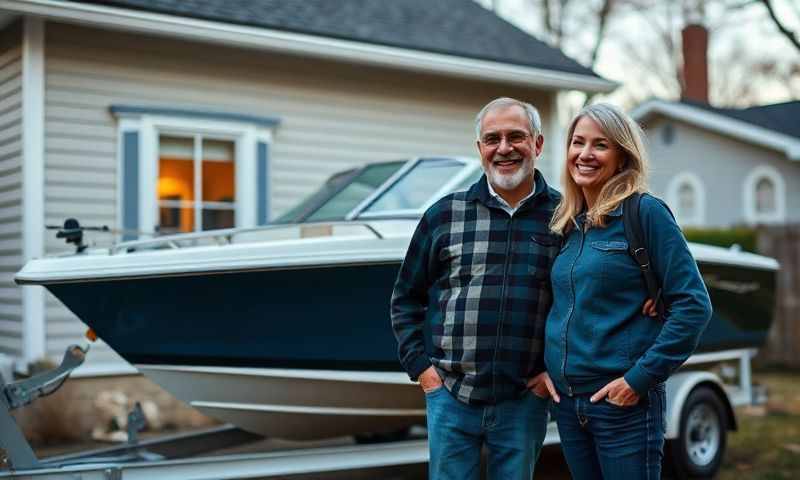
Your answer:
[273,161,404,223]
[361,158,471,214]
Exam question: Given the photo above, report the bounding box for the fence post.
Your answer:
[758,225,800,368]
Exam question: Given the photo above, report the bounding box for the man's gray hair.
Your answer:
[475,97,543,140]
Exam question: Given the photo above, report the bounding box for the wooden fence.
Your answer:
[757,225,800,367]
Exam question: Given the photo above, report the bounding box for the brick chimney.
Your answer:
[681,24,709,103]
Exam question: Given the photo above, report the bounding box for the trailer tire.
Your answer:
[667,386,727,479]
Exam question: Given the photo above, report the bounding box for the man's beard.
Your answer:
[486,153,535,191]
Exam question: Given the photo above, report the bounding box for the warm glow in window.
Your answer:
[158,135,235,233]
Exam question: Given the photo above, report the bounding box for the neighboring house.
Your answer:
[0,0,614,375]
[632,99,800,228]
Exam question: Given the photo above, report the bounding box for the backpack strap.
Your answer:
[622,192,665,320]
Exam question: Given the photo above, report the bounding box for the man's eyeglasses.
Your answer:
[480,131,531,147]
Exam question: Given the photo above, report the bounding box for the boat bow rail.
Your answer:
[15,220,417,285]
[108,221,389,254]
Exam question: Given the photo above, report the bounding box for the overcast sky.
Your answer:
[476,0,800,108]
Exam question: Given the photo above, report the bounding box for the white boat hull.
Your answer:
[138,365,426,440]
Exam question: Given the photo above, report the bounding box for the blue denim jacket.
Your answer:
[544,194,712,397]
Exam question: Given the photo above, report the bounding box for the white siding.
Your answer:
[43,23,555,370]
[0,24,23,358]
[646,117,800,228]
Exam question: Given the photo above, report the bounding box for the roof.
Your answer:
[680,100,800,140]
[69,0,599,78]
[631,99,800,161]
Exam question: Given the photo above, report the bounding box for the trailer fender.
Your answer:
[664,371,737,439]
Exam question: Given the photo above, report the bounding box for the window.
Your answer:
[157,136,236,233]
[743,165,785,224]
[305,162,404,222]
[755,177,776,214]
[272,168,361,224]
[273,159,478,223]
[661,123,675,145]
[112,106,279,239]
[452,168,484,192]
[363,159,466,214]
[678,183,696,219]
[666,172,705,227]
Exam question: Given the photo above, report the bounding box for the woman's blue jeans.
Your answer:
[425,386,549,480]
[553,383,666,480]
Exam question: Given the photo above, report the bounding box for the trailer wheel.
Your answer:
[668,386,727,479]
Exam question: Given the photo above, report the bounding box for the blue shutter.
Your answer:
[122,131,139,240]
[257,141,269,225]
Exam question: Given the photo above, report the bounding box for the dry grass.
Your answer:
[8,374,217,452]
[718,369,800,480]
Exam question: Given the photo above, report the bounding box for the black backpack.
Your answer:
[622,192,675,320]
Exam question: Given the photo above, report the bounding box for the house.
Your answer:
[0,0,614,376]
[631,99,800,228]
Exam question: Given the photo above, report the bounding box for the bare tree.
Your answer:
[598,0,799,107]
[488,0,798,107]
[523,0,616,105]
[525,0,614,61]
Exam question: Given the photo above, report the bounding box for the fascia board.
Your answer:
[632,100,800,161]
[2,0,618,93]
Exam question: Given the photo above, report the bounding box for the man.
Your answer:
[391,97,561,479]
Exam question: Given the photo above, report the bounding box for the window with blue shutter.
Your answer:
[111,106,279,239]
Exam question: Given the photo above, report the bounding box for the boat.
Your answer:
[15,156,778,440]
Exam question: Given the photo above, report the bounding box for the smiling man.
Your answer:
[476,99,543,205]
[391,97,562,479]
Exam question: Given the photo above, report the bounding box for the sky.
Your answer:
[476,0,800,109]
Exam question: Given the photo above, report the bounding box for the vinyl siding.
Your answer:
[0,23,23,358]
[43,22,555,370]
[646,118,800,228]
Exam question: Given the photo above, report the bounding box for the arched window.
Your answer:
[666,172,705,227]
[661,123,676,145]
[755,177,776,214]
[743,166,785,224]
[678,183,696,219]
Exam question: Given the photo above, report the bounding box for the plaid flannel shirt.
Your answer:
[391,171,561,405]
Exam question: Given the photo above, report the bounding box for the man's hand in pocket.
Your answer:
[419,366,443,393]
[526,371,560,402]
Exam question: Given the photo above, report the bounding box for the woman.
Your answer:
[543,103,712,479]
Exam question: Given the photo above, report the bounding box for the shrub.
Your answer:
[682,226,758,253]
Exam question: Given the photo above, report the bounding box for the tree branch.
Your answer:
[589,0,613,67]
[583,0,615,106]
[761,0,800,52]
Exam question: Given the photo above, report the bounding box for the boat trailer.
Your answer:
[1,346,765,479]
[0,346,431,479]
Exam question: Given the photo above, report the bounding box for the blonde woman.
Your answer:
[542,104,712,479]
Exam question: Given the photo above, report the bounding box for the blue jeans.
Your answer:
[425,386,549,480]
[553,383,666,480]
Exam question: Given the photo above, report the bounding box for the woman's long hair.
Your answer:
[550,103,650,235]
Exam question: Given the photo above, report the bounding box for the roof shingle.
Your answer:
[70,0,600,78]
[682,99,800,140]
